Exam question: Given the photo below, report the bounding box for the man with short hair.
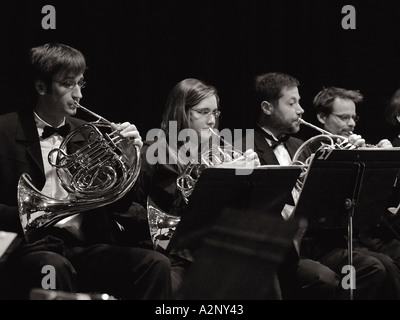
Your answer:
[0,43,172,300]
[250,73,387,299]
[312,86,400,299]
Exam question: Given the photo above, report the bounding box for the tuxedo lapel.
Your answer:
[253,126,307,165]
[65,117,86,153]
[285,138,300,159]
[16,110,44,175]
[15,113,87,176]
[254,127,280,165]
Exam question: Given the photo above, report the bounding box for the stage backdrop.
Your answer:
[1,0,399,143]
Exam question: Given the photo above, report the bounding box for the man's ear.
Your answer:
[317,113,327,124]
[396,114,400,124]
[35,80,47,95]
[261,101,272,115]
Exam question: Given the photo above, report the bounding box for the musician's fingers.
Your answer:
[244,149,259,161]
[348,134,365,147]
[377,139,393,148]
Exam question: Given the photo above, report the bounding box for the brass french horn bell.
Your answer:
[147,196,181,250]
[18,101,141,243]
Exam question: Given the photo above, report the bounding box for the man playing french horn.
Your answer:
[310,86,400,299]
[0,43,172,300]
[249,72,390,299]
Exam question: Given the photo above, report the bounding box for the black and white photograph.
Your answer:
[1,0,400,313]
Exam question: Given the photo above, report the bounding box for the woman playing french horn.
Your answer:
[0,43,171,300]
[135,78,259,297]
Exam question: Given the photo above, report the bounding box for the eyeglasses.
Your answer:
[331,113,359,123]
[191,108,221,118]
[53,79,86,89]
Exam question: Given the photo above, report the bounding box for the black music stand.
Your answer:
[293,148,400,299]
[168,165,303,299]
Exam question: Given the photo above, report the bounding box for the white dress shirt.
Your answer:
[258,125,299,222]
[34,112,81,228]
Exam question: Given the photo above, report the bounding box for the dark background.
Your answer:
[1,0,400,143]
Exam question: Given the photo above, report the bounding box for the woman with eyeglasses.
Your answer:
[134,78,260,298]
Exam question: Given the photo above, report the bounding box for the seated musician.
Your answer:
[247,72,387,299]
[133,78,260,298]
[0,43,172,300]
[386,88,400,147]
[311,86,400,299]
[355,87,400,265]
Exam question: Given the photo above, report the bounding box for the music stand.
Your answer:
[293,148,400,299]
[168,165,303,299]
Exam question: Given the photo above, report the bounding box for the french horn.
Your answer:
[18,102,141,243]
[290,119,382,199]
[147,128,246,248]
[291,119,354,166]
[147,196,181,250]
[176,128,245,204]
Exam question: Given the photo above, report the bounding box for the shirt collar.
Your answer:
[257,124,280,142]
[34,111,66,129]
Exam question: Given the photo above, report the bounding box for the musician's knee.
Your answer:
[298,258,340,290]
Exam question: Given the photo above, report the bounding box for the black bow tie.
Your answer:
[42,123,71,139]
[261,130,289,149]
